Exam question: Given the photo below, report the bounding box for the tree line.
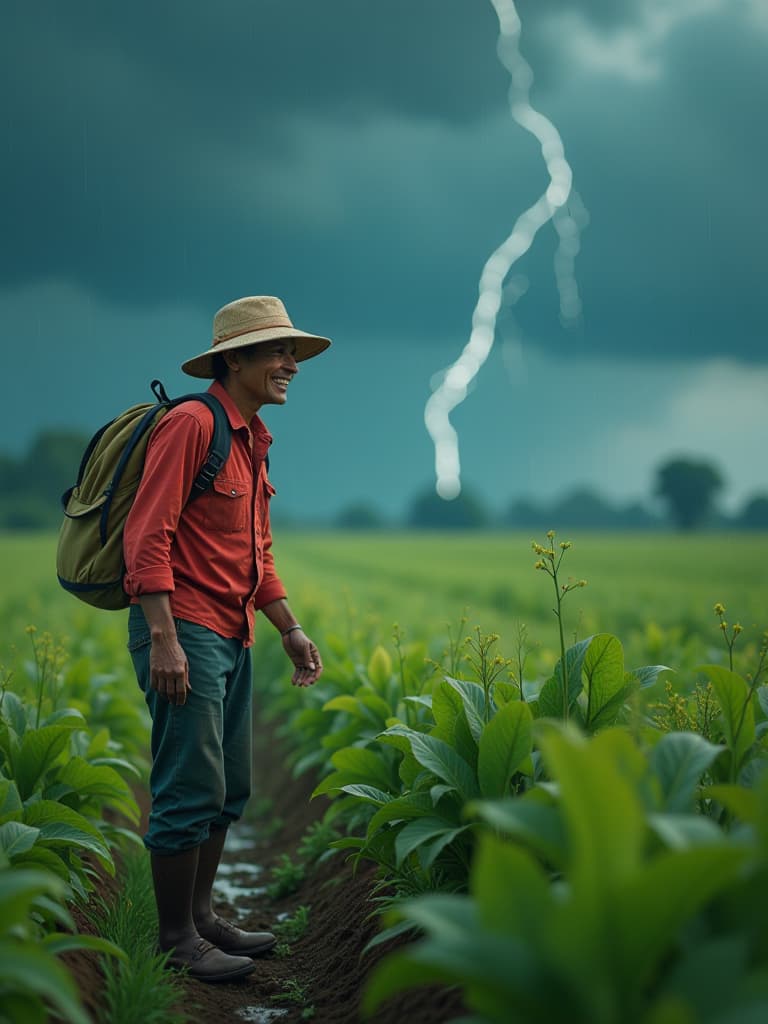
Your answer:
[1,431,767,533]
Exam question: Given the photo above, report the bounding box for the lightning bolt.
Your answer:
[425,0,587,500]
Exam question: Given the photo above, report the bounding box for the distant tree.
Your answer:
[503,497,546,528]
[738,493,768,529]
[335,501,385,530]
[550,487,618,528]
[0,429,90,529]
[654,457,724,530]
[17,430,90,505]
[406,486,488,530]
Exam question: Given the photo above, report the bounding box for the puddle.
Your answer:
[213,877,267,913]
[234,1008,289,1022]
[225,826,260,853]
[216,861,263,878]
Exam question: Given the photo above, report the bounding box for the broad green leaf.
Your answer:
[647,812,725,849]
[469,797,567,870]
[53,758,139,823]
[322,695,361,715]
[473,834,552,943]
[0,942,90,1024]
[444,677,487,743]
[701,665,755,774]
[394,816,466,866]
[0,691,27,735]
[0,821,40,859]
[22,801,113,871]
[363,895,545,1019]
[366,792,440,839]
[419,826,472,868]
[582,634,625,729]
[11,844,71,882]
[14,726,77,800]
[587,675,638,732]
[537,638,591,720]
[540,727,645,898]
[404,694,433,710]
[328,836,365,851]
[0,779,22,816]
[492,680,520,706]
[431,682,478,766]
[338,784,393,805]
[362,918,420,956]
[363,948,461,1018]
[312,770,370,798]
[650,731,725,812]
[358,693,394,721]
[382,725,479,801]
[42,708,86,728]
[704,784,760,824]
[330,746,393,792]
[612,845,749,994]
[0,867,66,927]
[0,991,47,1024]
[629,664,673,689]
[477,700,533,798]
[430,784,455,805]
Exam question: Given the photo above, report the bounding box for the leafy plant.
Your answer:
[0,859,126,1024]
[363,726,768,1024]
[267,854,306,900]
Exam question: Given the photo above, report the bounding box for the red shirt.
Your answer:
[123,380,287,646]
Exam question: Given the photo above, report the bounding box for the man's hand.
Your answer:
[281,628,323,687]
[149,631,191,705]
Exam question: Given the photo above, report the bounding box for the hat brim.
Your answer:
[181,327,331,378]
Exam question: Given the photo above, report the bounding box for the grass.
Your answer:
[84,847,187,1024]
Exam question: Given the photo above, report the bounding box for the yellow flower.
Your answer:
[714,603,725,615]
[733,623,743,635]
[546,530,556,539]
[560,541,572,550]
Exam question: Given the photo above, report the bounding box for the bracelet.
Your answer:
[281,624,303,637]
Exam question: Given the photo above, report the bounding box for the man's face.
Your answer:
[234,341,299,407]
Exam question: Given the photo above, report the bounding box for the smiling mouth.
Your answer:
[272,376,291,389]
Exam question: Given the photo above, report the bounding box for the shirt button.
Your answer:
[231,489,237,496]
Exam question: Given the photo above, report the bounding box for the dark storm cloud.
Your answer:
[1,1,766,362]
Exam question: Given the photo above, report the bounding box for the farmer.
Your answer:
[123,295,329,982]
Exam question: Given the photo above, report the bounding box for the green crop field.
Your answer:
[3,529,768,1022]
[2,529,766,681]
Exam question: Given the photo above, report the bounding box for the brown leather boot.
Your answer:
[151,848,255,983]
[193,828,276,957]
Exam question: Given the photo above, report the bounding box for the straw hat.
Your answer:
[182,296,332,378]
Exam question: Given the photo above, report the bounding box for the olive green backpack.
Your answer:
[56,380,231,610]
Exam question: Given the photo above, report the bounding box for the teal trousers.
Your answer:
[128,605,253,854]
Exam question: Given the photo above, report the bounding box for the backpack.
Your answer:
[56,379,232,610]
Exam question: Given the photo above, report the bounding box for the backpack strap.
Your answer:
[186,393,232,501]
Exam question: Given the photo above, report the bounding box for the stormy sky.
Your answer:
[2,0,766,520]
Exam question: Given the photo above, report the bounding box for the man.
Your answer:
[123,295,329,982]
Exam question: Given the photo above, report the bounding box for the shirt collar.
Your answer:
[207,380,273,449]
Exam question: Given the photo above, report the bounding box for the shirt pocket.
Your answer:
[202,476,249,533]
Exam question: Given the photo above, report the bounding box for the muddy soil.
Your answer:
[63,713,465,1024]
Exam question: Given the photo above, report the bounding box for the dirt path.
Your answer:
[65,714,464,1024]
[176,718,464,1024]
